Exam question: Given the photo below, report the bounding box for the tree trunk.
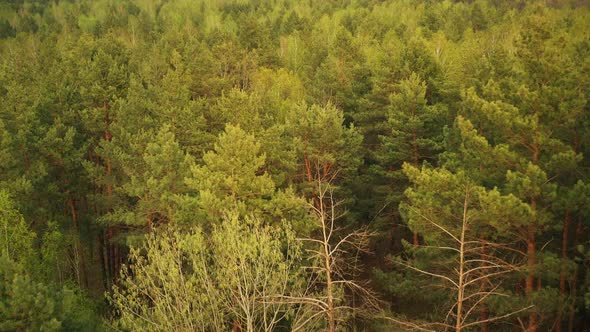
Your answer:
[69,197,88,288]
[103,100,116,285]
[304,154,313,183]
[99,230,110,291]
[480,244,489,332]
[147,209,153,232]
[526,227,537,332]
[526,196,537,332]
[455,191,469,332]
[324,232,335,332]
[68,197,78,229]
[303,152,320,209]
[480,306,488,332]
[567,218,582,332]
[412,130,420,247]
[323,161,331,179]
[557,209,571,332]
[104,101,112,196]
[108,227,117,282]
[319,193,336,332]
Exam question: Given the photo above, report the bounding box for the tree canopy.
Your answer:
[0,0,589,331]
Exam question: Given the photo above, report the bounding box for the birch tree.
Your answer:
[111,213,303,332]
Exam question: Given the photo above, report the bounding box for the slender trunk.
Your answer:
[412,232,419,247]
[455,191,469,332]
[568,267,578,332]
[99,231,110,291]
[526,145,539,332]
[481,306,488,332]
[557,209,571,332]
[560,210,570,292]
[104,229,112,289]
[480,244,489,332]
[326,253,335,332]
[147,208,153,232]
[526,180,538,332]
[23,151,30,174]
[323,161,331,179]
[104,101,112,197]
[526,220,537,332]
[412,131,420,247]
[103,100,116,285]
[106,161,112,196]
[95,148,110,291]
[320,195,335,332]
[69,197,88,288]
[304,154,313,183]
[108,227,116,282]
[68,197,78,229]
[113,231,120,281]
[567,218,582,332]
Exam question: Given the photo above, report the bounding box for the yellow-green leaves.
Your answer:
[0,190,34,265]
[112,213,303,331]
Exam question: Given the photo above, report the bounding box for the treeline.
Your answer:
[0,0,589,331]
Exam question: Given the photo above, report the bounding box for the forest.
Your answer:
[0,0,589,331]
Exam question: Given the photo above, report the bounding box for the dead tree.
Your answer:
[271,168,381,331]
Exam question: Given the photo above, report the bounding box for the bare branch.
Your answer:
[393,260,460,288]
[461,305,534,329]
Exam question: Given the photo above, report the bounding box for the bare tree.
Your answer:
[270,168,381,331]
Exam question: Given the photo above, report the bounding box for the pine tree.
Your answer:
[184,124,306,229]
[377,73,444,245]
[103,125,194,230]
[390,164,532,331]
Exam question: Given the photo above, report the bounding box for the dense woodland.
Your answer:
[1,0,589,331]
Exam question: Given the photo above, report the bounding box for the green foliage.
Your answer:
[289,103,363,182]
[0,257,101,332]
[0,257,61,332]
[186,124,276,221]
[0,190,34,266]
[377,72,444,177]
[0,196,100,331]
[0,0,589,329]
[394,164,536,328]
[110,125,195,227]
[111,213,303,331]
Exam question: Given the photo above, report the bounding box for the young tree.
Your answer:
[0,190,35,267]
[184,124,276,221]
[183,123,307,230]
[377,73,444,245]
[111,213,303,332]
